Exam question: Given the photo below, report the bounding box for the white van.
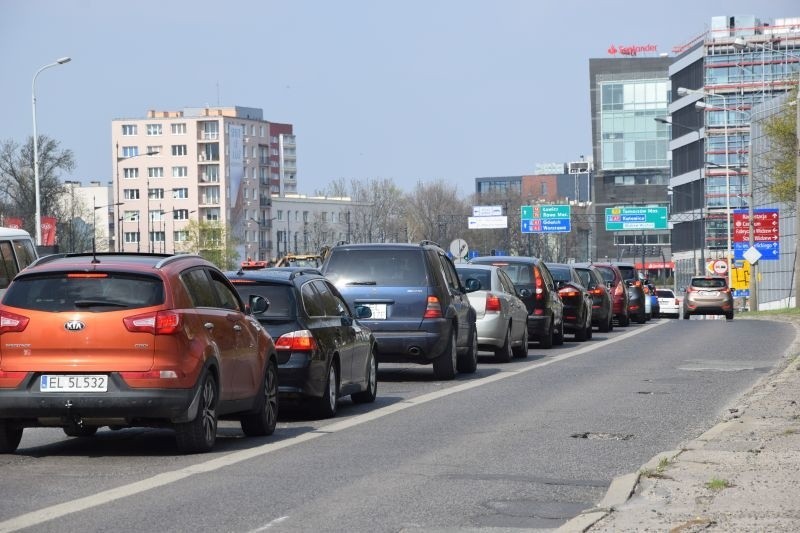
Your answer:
[0,228,38,293]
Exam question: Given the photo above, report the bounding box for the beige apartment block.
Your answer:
[110,106,296,261]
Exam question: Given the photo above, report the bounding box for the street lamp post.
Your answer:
[93,198,123,251]
[115,147,159,252]
[32,57,71,246]
[677,87,735,291]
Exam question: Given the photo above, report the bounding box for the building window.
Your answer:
[124,232,140,243]
[123,189,140,200]
[171,123,186,135]
[148,167,164,178]
[149,210,164,222]
[146,145,161,156]
[173,188,189,199]
[122,146,139,158]
[172,166,188,177]
[122,124,137,136]
[146,124,162,136]
[123,210,139,221]
[171,144,187,156]
[174,230,188,242]
[123,168,139,179]
[149,188,164,200]
[150,231,165,243]
[173,209,191,220]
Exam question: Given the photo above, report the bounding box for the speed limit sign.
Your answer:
[712,259,728,275]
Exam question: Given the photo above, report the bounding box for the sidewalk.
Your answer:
[559,316,800,532]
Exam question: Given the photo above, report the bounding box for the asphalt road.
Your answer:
[0,315,792,532]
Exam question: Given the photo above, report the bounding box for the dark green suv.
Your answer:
[321,241,477,380]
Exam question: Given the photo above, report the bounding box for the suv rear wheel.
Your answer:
[241,359,278,436]
[0,422,22,453]
[175,372,218,454]
[433,329,457,380]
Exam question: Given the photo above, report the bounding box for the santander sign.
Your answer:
[608,43,658,56]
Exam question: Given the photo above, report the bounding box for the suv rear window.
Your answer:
[594,266,616,283]
[616,266,637,281]
[656,289,674,298]
[691,278,727,289]
[324,249,428,287]
[3,273,164,312]
[492,263,534,284]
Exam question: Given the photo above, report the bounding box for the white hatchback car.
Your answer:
[456,264,529,362]
[656,288,680,317]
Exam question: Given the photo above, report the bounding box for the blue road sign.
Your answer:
[733,241,780,261]
[521,218,571,233]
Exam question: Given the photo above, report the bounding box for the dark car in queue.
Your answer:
[588,263,630,326]
[572,264,614,333]
[544,262,593,341]
[612,262,647,324]
[227,267,377,418]
[469,256,564,349]
[321,242,478,381]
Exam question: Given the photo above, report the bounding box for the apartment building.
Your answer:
[110,106,295,260]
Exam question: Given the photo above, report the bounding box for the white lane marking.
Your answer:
[0,321,664,532]
[250,515,290,532]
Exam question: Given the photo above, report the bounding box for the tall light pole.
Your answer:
[32,57,71,246]
[677,87,735,291]
[93,198,122,252]
[115,148,159,252]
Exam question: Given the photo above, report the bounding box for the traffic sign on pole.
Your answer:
[605,206,668,231]
[521,204,571,234]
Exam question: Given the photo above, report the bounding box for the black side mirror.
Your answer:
[518,288,531,298]
[464,278,481,292]
[249,295,269,315]
[354,305,372,319]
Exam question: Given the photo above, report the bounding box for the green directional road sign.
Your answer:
[605,206,668,231]
[521,204,571,233]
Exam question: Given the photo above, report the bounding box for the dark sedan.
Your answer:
[227,267,377,418]
[545,262,593,341]
[573,264,614,333]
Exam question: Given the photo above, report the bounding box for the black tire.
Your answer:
[494,325,513,363]
[683,311,691,320]
[726,312,734,320]
[599,312,612,333]
[433,329,457,380]
[314,362,339,418]
[0,421,22,454]
[586,316,593,340]
[175,372,218,454]
[241,358,278,436]
[539,319,554,349]
[352,348,378,404]
[636,309,647,324]
[618,313,630,327]
[457,324,478,374]
[63,426,98,438]
[575,320,588,341]
[512,323,529,358]
[553,319,565,346]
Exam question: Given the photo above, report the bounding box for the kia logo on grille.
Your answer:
[64,320,85,331]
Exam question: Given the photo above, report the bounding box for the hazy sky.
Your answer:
[2,1,796,198]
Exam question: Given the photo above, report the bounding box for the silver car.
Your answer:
[456,264,529,362]
[683,276,734,320]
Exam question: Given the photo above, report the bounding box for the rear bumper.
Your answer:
[278,352,328,399]
[476,313,507,348]
[0,373,198,425]
[527,314,551,341]
[368,319,451,364]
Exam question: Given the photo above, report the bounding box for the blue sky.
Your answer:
[1,1,796,197]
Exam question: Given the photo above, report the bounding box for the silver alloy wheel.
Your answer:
[200,377,217,445]
[326,365,337,413]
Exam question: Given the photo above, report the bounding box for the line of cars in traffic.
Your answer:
[0,238,733,455]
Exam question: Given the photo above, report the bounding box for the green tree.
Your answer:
[0,136,75,236]
[178,219,241,269]
[762,87,798,208]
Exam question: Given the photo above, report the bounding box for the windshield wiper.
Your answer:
[73,300,129,308]
[347,281,377,286]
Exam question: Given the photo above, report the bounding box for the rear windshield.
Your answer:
[456,267,491,290]
[691,278,727,289]
[231,283,295,320]
[616,266,637,281]
[575,269,592,288]
[488,263,534,285]
[547,265,572,283]
[656,289,674,298]
[2,273,164,312]
[324,249,428,287]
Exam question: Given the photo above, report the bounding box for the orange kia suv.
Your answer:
[0,252,279,454]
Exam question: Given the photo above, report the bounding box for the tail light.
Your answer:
[589,288,604,296]
[275,330,318,351]
[123,311,181,335]
[614,283,624,297]
[0,310,29,334]
[559,286,580,298]
[424,296,443,318]
[485,294,501,313]
[633,280,642,288]
[534,267,544,300]
[0,370,27,388]
[686,286,696,293]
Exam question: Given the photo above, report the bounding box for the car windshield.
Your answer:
[489,263,534,284]
[656,289,674,298]
[575,269,592,288]
[691,278,727,289]
[2,273,164,312]
[456,267,491,290]
[324,249,428,287]
[232,283,295,319]
[616,266,636,281]
[594,266,616,283]
[547,265,572,283]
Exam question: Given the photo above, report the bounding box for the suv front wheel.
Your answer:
[433,329,457,380]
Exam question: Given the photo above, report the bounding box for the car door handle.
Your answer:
[204,322,214,330]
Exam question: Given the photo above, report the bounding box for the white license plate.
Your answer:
[364,303,387,320]
[40,375,108,393]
